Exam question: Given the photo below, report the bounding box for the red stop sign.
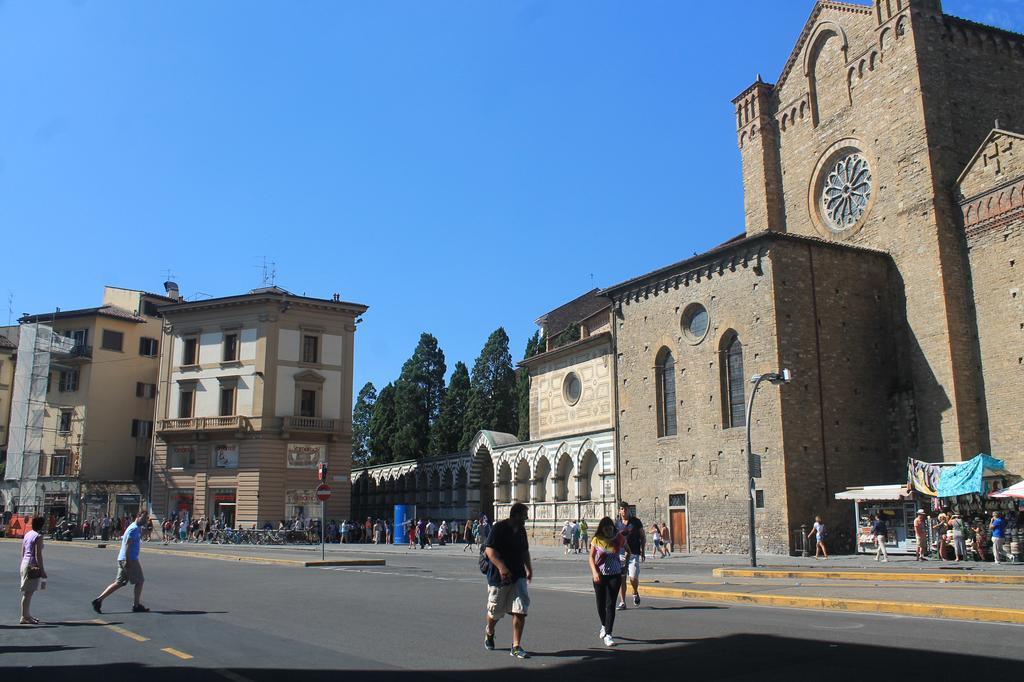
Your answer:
[316,484,332,502]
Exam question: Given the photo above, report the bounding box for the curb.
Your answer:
[638,584,1024,625]
[714,568,1024,585]
[2,538,386,568]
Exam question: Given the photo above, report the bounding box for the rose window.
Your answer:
[821,153,872,231]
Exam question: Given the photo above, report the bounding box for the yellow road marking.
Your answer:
[637,585,1024,625]
[93,619,150,642]
[162,647,194,660]
[714,568,1024,585]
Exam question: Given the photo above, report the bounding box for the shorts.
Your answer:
[116,559,144,586]
[20,562,41,593]
[562,538,570,545]
[624,554,641,580]
[486,578,530,620]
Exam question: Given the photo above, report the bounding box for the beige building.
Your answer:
[1,287,169,520]
[606,0,1024,554]
[151,286,367,527]
[0,331,16,475]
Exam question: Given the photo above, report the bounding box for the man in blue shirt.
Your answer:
[92,510,149,613]
[990,512,1006,564]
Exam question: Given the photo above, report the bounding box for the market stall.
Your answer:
[834,484,920,555]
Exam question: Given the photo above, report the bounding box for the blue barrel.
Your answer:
[393,504,416,545]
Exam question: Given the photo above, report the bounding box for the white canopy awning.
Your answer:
[834,484,909,501]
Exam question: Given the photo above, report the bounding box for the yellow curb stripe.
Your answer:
[162,647,194,660]
[714,568,1024,585]
[638,585,1024,624]
[93,619,150,642]
[302,559,386,567]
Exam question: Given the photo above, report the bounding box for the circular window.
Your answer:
[563,372,582,406]
[681,302,710,344]
[820,152,872,232]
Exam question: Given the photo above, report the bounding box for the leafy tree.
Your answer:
[391,380,429,460]
[351,382,377,466]
[550,323,581,349]
[390,333,447,459]
[368,383,397,464]
[516,331,542,441]
[460,327,518,450]
[430,361,470,455]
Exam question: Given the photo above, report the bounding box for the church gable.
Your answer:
[956,129,1024,233]
[957,129,1024,200]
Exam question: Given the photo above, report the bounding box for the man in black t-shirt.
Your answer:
[482,502,533,659]
[615,501,645,608]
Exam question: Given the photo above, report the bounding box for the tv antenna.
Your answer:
[258,257,277,288]
[6,291,12,327]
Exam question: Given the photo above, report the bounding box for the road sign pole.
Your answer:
[321,500,325,561]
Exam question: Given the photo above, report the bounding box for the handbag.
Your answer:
[26,565,42,579]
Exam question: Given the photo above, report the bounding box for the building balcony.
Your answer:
[57,345,93,361]
[157,415,253,437]
[281,415,344,440]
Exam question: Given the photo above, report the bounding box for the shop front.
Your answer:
[211,488,237,527]
[835,484,921,554]
[168,489,194,518]
[116,494,141,519]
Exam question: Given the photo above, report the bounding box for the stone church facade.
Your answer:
[605,0,1023,554]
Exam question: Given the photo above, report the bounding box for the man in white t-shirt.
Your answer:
[561,520,573,555]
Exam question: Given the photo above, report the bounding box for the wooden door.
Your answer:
[670,508,687,552]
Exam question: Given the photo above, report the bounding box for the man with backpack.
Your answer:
[481,502,532,659]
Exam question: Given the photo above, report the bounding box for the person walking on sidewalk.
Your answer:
[914,510,929,561]
[482,502,533,659]
[615,501,645,609]
[660,523,672,556]
[589,517,625,647]
[561,520,573,555]
[650,523,669,558]
[871,513,889,562]
[809,516,829,559]
[92,510,149,614]
[579,518,590,552]
[19,516,47,625]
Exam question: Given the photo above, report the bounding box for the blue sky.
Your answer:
[1,1,1021,394]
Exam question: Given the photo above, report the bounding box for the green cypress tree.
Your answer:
[368,383,397,464]
[460,327,518,450]
[430,361,470,455]
[516,331,541,441]
[351,382,377,466]
[390,333,446,459]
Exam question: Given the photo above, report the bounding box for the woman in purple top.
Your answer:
[20,516,47,624]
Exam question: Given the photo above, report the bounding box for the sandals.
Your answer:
[19,617,41,625]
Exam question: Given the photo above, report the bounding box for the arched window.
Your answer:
[722,333,746,428]
[657,348,677,437]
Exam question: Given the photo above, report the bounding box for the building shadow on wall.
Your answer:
[6,633,1008,682]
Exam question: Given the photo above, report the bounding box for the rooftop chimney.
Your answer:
[164,281,182,302]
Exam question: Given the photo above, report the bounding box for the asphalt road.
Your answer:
[3,541,1022,681]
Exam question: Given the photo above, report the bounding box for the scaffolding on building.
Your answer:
[4,322,75,515]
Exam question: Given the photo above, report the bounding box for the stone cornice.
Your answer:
[518,331,611,369]
[599,231,888,304]
[159,293,367,319]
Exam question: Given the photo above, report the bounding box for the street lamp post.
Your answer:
[744,369,792,568]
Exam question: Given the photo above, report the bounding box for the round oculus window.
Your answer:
[820,152,872,231]
[681,302,709,344]
[563,372,582,406]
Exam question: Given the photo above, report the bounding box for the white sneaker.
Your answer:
[603,634,616,647]
[599,626,605,638]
